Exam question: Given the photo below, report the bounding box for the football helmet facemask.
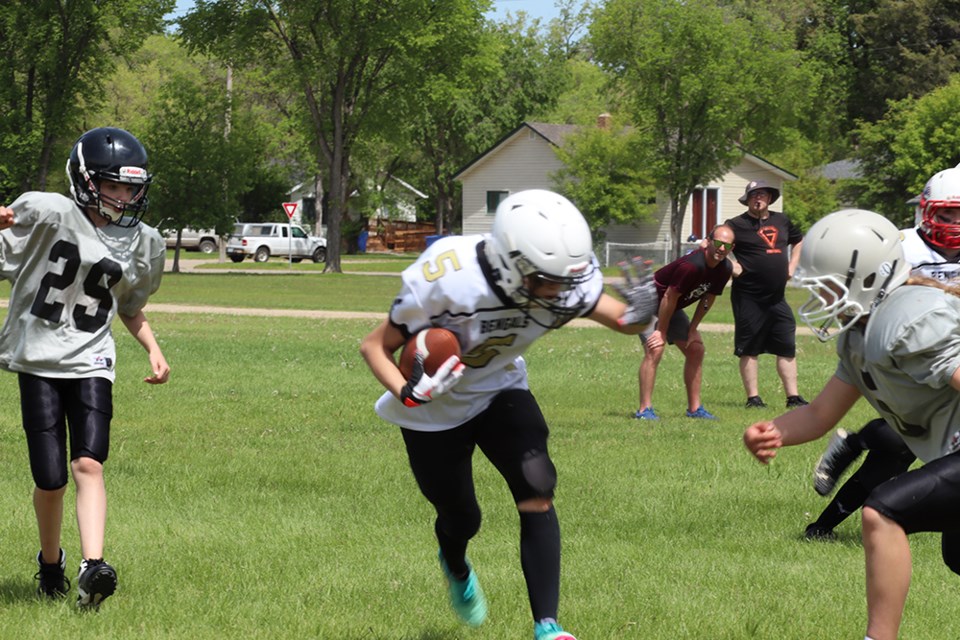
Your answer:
[795,209,910,341]
[919,165,960,249]
[67,127,152,227]
[484,189,595,329]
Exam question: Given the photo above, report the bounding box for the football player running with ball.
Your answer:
[743,209,960,640]
[360,190,656,640]
[0,127,169,607]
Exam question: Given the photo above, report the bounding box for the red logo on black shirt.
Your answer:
[758,226,781,253]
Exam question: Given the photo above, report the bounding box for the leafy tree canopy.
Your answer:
[853,74,960,225]
[592,0,812,258]
[552,121,657,242]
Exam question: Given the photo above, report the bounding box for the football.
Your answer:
[398,327,462,379]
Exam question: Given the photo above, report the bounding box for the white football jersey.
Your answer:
[901,227,960,281]
[375,234,604,432]
[0,191,165,381]
[836,285,960,462]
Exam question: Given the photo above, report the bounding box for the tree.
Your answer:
[0,0,172,201]
[591,0,811,259]
[179,0,490,273]
[847,0,960,124]
[144,72,262,272]
[853,75,960,225]
[552,122,657,242]
[402,13,567,234]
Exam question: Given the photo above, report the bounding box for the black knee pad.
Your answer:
[521,450,557,497]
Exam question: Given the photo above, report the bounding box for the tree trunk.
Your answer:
[669,190,693,262]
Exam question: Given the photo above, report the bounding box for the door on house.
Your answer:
[690,188,718,240]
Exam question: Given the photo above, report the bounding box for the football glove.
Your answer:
[614,256,658,326]
[400,352,465,407]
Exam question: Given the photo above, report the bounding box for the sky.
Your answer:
[167,0,562,23]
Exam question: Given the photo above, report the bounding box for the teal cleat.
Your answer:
[438,551,487,627]
[534,618,577,640]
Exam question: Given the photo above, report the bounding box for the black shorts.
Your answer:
[640,309,690,346]
[864,450,960,534]
[401,389,556,508]
[731,289,796,357]
[19,373,112,490]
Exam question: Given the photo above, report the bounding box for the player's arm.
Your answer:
[588,293,643,334]
[119,310,170,384]
[360,319,408,398]
[0,206,13,230]
[949,365,960,392]
[360,319,463,406]
[744,375,860,463]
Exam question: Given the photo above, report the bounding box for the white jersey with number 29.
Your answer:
[0,191,164,381]
[375,234,604,432]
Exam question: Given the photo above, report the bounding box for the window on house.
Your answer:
[487,190,509,215]
[691,188,719,240]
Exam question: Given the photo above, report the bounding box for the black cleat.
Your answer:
[745,395,767,409]
[35,548,70,599]
[813,429,863,496]
[786,395,809,408]
[804,523,838,541]
[77,558,117,608]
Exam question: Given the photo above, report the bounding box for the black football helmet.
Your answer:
[67,127,153,227]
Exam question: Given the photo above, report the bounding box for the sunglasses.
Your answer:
[712,239,733,250]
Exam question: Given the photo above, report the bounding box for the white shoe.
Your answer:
[813,429,861,496]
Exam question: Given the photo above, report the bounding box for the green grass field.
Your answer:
[0,261,953,639]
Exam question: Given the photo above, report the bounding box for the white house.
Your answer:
[453,120,798,261]
[286,175,428,237]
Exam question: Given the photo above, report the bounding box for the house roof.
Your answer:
[454,120,798,183]
[390,175,428,199]
[738,149,798,181]
[818,158,863,181]
[452,121,577,180]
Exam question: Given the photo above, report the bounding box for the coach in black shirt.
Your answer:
[725,180,807,409]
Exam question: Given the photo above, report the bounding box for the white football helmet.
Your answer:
[796,209,910,341]
[918,164,960,248]
[484,189,595,328]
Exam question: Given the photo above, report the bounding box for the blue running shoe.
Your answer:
[634,407,658,420]
[438,551,487,627]
[534,618,578,640]
[686,406,718,419]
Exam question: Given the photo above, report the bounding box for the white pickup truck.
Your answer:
[163,228,220,254]
[226,222,327,263]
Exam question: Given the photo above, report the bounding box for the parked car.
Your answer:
[164,227,220,254]
[226,222,327,263]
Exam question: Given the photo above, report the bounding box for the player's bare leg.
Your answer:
[862,506,910,640]
[72,457,106,560]
[34,486,66,564]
